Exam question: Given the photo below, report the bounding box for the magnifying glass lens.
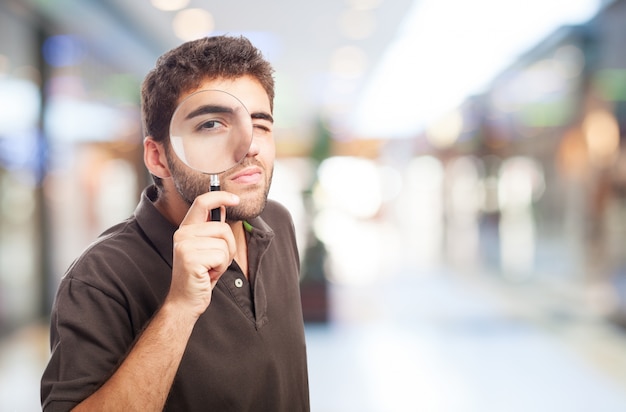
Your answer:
[169,89,253,175]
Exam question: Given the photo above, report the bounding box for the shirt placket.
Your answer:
[221,264,256,322]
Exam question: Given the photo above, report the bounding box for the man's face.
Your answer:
[166,76,275,221]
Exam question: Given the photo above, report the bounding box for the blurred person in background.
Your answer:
[40,35,310,411]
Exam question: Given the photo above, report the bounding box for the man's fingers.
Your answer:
[175,238,232,278]
[181,191,240,225]
[174,222,237,261]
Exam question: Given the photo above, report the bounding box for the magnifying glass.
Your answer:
[169,89,253,221]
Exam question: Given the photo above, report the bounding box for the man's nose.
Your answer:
[246,137,260,157]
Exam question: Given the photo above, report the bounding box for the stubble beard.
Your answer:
[167,152,273,221]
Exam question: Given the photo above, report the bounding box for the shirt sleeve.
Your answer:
[41,276,135,411]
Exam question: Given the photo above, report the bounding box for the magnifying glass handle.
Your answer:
[210,174,221,222]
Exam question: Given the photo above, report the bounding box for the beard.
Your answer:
[166,150,273,222]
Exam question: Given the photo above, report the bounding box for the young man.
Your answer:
[41,35,310,411]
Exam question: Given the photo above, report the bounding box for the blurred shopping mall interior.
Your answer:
[3,0,626,410]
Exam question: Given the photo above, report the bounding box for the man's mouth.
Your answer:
[229,166,262,184]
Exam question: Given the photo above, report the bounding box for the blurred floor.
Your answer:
[306,266,626,412]
[2,266,626,411]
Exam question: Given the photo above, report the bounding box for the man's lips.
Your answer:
[229,166,262,184]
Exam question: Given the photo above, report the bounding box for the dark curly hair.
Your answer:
[140,35,275,186]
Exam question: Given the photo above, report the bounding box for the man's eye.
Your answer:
[200,120,221,130]
[253,123,271,133]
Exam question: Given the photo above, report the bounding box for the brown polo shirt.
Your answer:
[41,186,310,411]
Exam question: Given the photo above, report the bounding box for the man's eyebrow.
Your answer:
[251,112,274,123]
[185,105,233,120]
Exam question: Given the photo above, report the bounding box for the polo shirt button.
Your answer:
[235,278,244,288]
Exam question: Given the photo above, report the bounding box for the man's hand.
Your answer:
[166,191,240,319]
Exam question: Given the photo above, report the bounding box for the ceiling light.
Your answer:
[151,0,190,11]
[339,9,376,40]
[172,9,215,41]
[346,0,383,11]
[330,46,367,78]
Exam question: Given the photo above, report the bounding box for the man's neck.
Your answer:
[152,187,189,227]
[230,220,249,278]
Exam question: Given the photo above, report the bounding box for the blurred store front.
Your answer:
[377,0,626,325]
[0,1,147,335]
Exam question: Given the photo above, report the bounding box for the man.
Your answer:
[41,35,310,411]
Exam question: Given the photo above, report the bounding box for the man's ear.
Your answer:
[144,137,171,179]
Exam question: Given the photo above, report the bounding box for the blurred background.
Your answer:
[2,0,626,410]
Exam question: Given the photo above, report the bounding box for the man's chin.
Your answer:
[225,200,267,222]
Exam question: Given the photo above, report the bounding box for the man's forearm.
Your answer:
[72,302,197,412]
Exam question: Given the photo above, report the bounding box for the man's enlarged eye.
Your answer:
[199,120,222,130]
